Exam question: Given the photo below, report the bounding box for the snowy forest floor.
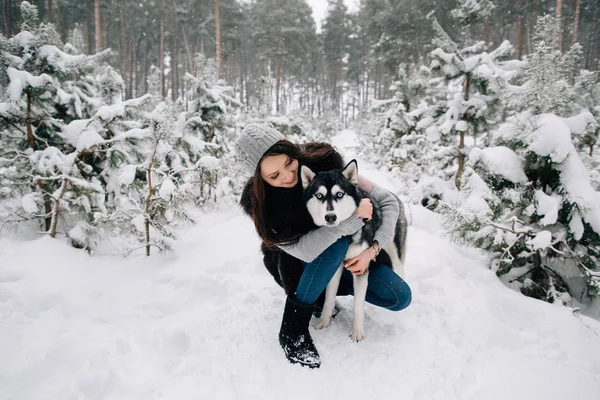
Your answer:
[1,131,600,400]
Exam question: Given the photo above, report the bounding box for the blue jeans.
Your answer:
[295,238,412,311]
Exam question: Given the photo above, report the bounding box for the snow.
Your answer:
[526,230,553,250]
[469,146,528,184]
[31,146,66,173]
[68,225,87,244]
[529,114,571,163]
[119,165,137,186]
[62,119,91,147]
[199,155,220,171]
[2,205,600,399]
[9,31,36,48]
[455,120,468,132]
[21,193,38,214]
[76,127,105,151]
[535,190,561,226]
[569,210,584,241]
[2,131,600,399]
[159,178,176,200]
[7,67,54,101]
[37,45,87,73]
[465,193,492,214]
[561,112,596,135]
[95,95,152,122]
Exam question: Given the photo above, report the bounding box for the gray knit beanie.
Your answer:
[234,123,286,175]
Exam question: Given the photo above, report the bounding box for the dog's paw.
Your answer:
[313,318,331,329]
[349,328,365,341]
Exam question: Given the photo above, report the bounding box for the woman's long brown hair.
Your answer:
[251,140,337,249]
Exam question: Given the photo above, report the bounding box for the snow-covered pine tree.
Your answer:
[364,63,448,186]
[507,15,587,117]
[439,14,600,313]
[0,2,110,235]
[65,25,86,55]
[419,8,515,191]
[176,55,241,205]
[98,101,192,255]
[442,113,600,311]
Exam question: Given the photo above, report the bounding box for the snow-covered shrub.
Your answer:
[442,113,600,309]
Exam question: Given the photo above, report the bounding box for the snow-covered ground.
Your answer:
[1,131,600,400]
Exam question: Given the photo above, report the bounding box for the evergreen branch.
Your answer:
[0,118,28,136]
[489,221,534,236]
[559,240,600,278]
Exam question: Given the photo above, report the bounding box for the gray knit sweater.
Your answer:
[277,180,400,262]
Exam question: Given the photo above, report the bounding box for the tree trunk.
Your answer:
[145,167,153,256]
[572,0,581,45]
[143,40,149,94]
[171,36,177,101]
[275,35,284,113]
[86,4,94,54]
[37,181,52,232]
[26,92,35,149]
[555,0,563,51]
[4,0,11,37]
[160,0,166,99]
[56,0,65,42]
[94,0,102,52]
[144,142,160,256]
[48,0,53,23]
[128,37,134,99]
[49,179,69,238]
[119,2,127,87]
[215,0,221,77]
[170,0,194,74]
[456,74,471,191]
[134,37,141,97]
[514,0,523,59]
[586,0,599,69]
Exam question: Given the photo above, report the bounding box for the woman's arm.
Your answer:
[358,176,400,248]
[277,214,364,263]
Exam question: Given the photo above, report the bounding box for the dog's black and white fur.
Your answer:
[300,159,407,341]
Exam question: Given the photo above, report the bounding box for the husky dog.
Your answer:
[300,159,407,341]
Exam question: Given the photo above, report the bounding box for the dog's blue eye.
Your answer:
[316,193,324,200]
[336,192,344,198]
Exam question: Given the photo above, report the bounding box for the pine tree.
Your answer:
[418,8,515,190]
[177,55,241,204]
[508,15,587,116]
[442,110,600,308]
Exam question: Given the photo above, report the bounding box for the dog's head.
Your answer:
[300,160,360,227]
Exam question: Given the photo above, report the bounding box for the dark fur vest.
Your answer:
[239,143,344,295]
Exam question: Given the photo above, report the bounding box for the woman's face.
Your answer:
[260,154,299,188]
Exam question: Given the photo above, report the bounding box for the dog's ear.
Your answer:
[342,159,358,185]
[300,165,316,189]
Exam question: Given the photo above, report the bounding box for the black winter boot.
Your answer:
[279,296,321,368]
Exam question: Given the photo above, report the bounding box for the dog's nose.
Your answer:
[325,214,337,224]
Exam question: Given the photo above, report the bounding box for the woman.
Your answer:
[235,123,411,369]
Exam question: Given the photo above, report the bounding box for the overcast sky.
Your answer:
[306,0,360,31]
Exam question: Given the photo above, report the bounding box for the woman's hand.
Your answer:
[355,198,373,220]
[344,249,373,275]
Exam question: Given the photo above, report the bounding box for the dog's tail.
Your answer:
[397,199,408,266]
[389,194,408,279]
